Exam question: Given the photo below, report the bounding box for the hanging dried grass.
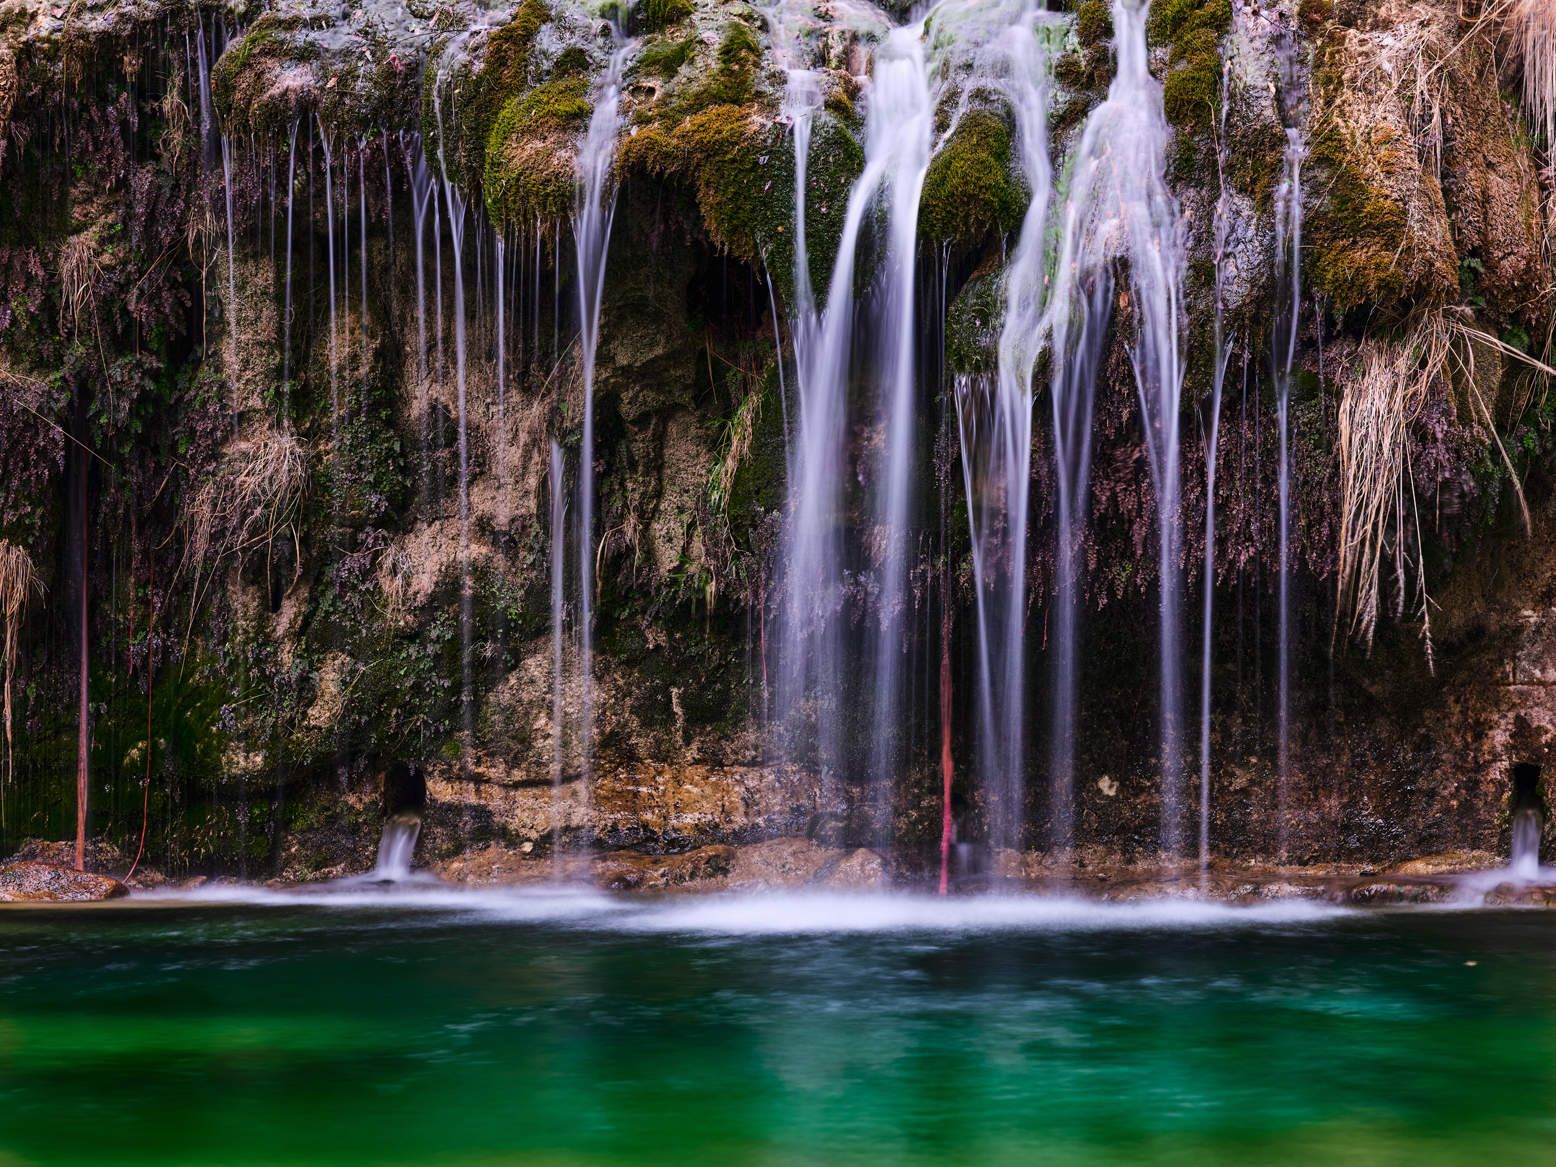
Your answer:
[1512,0,1556,152]
[1337,310,1556,666]
[180,428,310,647]
[0,540,42,786]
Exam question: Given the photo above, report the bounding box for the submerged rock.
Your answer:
[0,862,129,903]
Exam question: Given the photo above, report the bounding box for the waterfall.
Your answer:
[778,19,930,797]
[372,812,422,881]
[550,438,567,863]
[282,121,298,397]
[1200,60,1235,885]
[1273,23,1307,857]
[1511,808,1543,881]
[866,28,933,839]
[1043,0,1186,854]
[431,77,475,781]
[953,9,1054,854]
[571,31,632,832]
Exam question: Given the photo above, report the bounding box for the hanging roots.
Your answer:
[0,540,42,786]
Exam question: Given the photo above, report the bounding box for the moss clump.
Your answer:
[752,113,866,308]
[671,22,761,117]
[944,267,1003,375]
[637,36,695,78]
[432,0,551,190]
[1145,0,1231,134]
[1145,0,1231,45]
[640,0,694,33]
[919,110,1025,247]
[1075,1,1113,48]
[482,75,594,226]
[1161,26,1223,131]
[617,102,776,261]
[507,76,592,131]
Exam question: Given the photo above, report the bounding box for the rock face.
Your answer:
[0,0,1551,882]
[0,862,129,903]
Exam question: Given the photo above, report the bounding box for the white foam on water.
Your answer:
[125,883,1347,933]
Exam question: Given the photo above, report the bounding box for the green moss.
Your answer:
[671,22,761,117]
[641,0,694,33]
[1306,124,1412,311]
[507,76,592,132]
[1162,27,1222,131]
[1145,0,1231,45]
[1075,0,1113,48]
[637,36,695,78]
[750,114,866,309]
[554,46,590,76]
[919,110,1025,247]
[617,102,778,262]
[430,0,551,191]
[945,268,1003,375]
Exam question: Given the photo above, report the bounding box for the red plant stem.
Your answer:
[939,600,952,897]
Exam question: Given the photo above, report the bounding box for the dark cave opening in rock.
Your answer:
[382,762,427,819]
[1513,763,1543,813]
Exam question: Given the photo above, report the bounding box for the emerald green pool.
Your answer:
[1,890,1553,1165]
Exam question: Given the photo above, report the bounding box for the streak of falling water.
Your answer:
[779,18,926,788]
[432,83,475,783]
[319,122,339,425]
[359,137,369,421]
[952,8,1054,854]
[549,439,567,869]
[1043,0,1186,855]
[220,131,238,427]
[1273,21,1307,858]
[282,121,298,401]
[867,26,933,841]
[1200,59,1235,888]
[572,30,633,818]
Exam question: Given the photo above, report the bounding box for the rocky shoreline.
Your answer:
[4,835,1552,907]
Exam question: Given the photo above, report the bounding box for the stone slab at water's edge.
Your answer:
[0,862,129,903]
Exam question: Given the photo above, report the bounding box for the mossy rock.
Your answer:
[1147,0,1230,134]
[617,100,780,266]
[426,0,553,192]
[1075,1,1113,49]
[945,266,1004,376]
[919,109,1025,248]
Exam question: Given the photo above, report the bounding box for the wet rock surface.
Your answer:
[0,862,129,902]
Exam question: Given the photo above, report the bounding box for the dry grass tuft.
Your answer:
[1337,310,1556,666]
[181,429,310,637]
[0,541,41,786]
[1512,0,1556,151]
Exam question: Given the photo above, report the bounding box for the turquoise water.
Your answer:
[1,890,1554,1165]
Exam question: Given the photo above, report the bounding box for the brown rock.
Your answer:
[596,845,736,891]
[728,837,841,890]
[0,862,129,903]
[819,848,888,889]
[1349,880,1453,905]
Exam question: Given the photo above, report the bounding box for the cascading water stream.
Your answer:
[1272,22,1307,857]
[952,6,1054,854]
[866,27,933,838]
[372,812,422,881]
[550,439,567,865]
[1042,0,1186,855]
[569,28,633,834]
[1200,59,1234,886]
[778,16,928,794]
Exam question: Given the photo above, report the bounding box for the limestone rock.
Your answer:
[0,862,129,903]
[819,848,888,889]
[728,837,841,889]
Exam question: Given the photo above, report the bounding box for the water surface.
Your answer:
[1,891,1552,1165]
